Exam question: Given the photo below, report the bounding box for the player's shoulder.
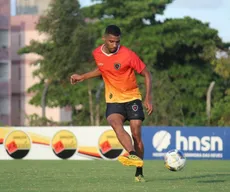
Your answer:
[119,45,135,56]
[120,45,132,52]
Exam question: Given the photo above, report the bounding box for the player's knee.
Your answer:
[107,119,123,129]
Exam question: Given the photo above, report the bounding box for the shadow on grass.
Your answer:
[197,180,225,183]
[161,173,230,181]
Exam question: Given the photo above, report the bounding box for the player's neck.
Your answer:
[102,45,111,54]
[101,44,120,56]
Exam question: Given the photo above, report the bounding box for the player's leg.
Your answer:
[130,119,145,182]
[106,103,143,167]
[107,113,134,153]
[130,120,144,159]
[126,99,145,182]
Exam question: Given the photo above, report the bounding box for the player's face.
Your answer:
[103,34,120,53]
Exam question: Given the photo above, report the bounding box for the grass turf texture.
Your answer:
[0,160,230,192]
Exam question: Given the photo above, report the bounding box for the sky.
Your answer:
[10,0,230,42]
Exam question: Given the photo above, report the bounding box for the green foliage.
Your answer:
[82,0,174,46]
[17,0,99,125]
[82,0,173,28]
[37,0,83,43]
[211,93,230,126]
[212,54,230,79]
[129,17,222,66]
[25,113,54,126]
[18,0,96,81]
[211,52,230,125]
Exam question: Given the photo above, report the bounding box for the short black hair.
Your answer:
[105,25,121,36]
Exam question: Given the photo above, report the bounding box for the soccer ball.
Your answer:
[164,149,186,171]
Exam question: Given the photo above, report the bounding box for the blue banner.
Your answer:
[142,127,230,160]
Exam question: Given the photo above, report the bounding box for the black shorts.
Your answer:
[106,99,145,121]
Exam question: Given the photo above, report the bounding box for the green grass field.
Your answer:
[0,160,230,192]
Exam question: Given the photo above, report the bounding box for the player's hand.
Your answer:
[144,96,153,115]
[70,74,84,84]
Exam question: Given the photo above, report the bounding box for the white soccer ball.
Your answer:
[164,149,186,171]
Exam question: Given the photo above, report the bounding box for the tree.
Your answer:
[18,0,99,125]
[82,0,174,46]
[211,50,230,125]
[131,17,226,125]
[83,1,228,126]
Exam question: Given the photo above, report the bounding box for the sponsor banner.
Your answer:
[1,126,230,160]
[0,126,130,160]
[143,127,230,160]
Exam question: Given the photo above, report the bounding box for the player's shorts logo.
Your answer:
[114,63,121,70]
[51,130,78,159]
[132,104,138,112]
[98,130,124,160]
[4,130,31,159]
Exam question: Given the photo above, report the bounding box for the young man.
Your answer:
[70,25,153,182]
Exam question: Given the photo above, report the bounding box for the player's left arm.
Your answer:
[140,67,153,115]
[130,51,153,115]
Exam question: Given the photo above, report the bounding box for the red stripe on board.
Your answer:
[32,141,50,146]
[78,150,102,158]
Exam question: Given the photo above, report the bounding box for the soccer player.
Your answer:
[70,25,153,182]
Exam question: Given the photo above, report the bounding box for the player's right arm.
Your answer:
[70,68,101,85]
